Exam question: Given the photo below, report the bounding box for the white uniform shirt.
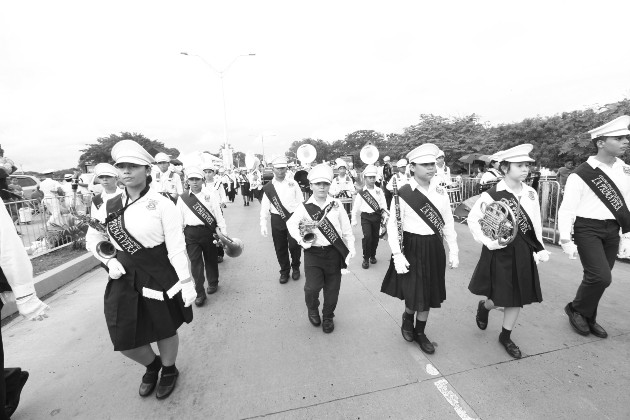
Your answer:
[259,177,303,228]
[376,166,384,183]
[0,198,35,300]
[286,196,355,250]
[85,188,190,281]
[329,174,355,196]
[40,178,62,198]
[176,189,227,233]
[558,156,630,240]
[204,180,227,205]
[387,178,458,256]
[434,165,451,185]
[248,172,262,190]
[480,169,502,185]
[151,167,184,195]
[351,186,387,221]
[467,180,544,247]
[386,172,411,192]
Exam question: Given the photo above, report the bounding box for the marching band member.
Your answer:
[330,158,355,215]
[248,169,262,203]
[559,116,630,338]
[286,162,297,180]
[434,150,451,185]
[468,144,549,359]
[202,164,227,263]
[238,169,251,206]
[90,163,122,215]
[351,164,387,270]
[223,168,238,203]
[381,156,394,208]
[176,167,227,306]
[85,140,195,400]
[480,153,503,186]
[260,156,304,283]
[287,164,355,333]
[386,158,410,192]
[380,144,459,354]
[151,152,183,203]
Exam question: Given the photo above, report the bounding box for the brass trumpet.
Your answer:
[478,200,519,246]
[213,230,244,258]
[70,208,118,260]
[298,201,339,244]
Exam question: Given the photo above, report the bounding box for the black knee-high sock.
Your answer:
[162,364,177,375]
[415,320,427,334]
[146,356,161,371]
[499,327,511,342]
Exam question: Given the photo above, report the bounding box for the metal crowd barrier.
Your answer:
[6,192,94,258]
[537,180,560,244]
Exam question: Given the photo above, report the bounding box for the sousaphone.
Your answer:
[360,142,388,238]
[295,144,317,193]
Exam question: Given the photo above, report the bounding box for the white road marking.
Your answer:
[425,364,440,376]
[434,379,478,420]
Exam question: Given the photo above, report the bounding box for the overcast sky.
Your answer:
[1,0,629,172]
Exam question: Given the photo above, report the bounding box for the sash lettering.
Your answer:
[304,202,350,268]
[180,192,217,230]
[263,183,292,222]
[397,185,445,236]
[358,189,380,213]
[105,195,145,255]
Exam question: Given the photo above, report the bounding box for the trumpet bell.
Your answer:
[360,142,379,165]
[479,201,518,246]
[296,144,317,165]
[214,231,244,258]
[96,240,117,259]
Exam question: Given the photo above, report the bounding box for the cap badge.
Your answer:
[147,199,158,210]
[436,186,444,195]
[623,165,630,176]
[528,191,535,200]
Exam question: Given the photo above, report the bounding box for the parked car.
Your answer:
[8,174,40,199]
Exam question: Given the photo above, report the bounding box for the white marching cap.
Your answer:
[500,144,535,163]
[363,164,378,177]
[334,158,347,169]
[185,167,204,179]
[588,115,630,139]
[94,163,118,178]
[288,162,296,168]
[270,155,288,168]
[396,158,409,167]
[64,173,73,180]
[437,149,445,158]
[154,152,171,163]
[308,163,334,184]
[383,156,390,162]
[111,140,155,166]
[201,161,216,171]
[406,143,439,164]
[490,151,504,162]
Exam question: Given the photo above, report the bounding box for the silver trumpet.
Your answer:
[70,208,117,260]
[299,201,339,244]
[478,200,519,246]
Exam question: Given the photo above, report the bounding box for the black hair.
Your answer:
[498,161,510,175]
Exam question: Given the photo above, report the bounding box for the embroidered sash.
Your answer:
[303,202,350,268]
[180,191,217,230]
[263,182,291,222]
[487,187,544,251]
[358,189,380,213]
[92,193,104,210]
[574,163,630,233]
[105,195,145,255]
[397,184,445,236]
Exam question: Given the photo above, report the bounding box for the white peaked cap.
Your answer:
[406,143,439,164]
[437,149,445,158]
[111,140,155,166]
[308,163,334,184]
[383,156,390,162]
[490,151,504,162]
[335,158,347,168]
[94,163,118,177]
[588,115,630,139]
[270,156,288,168]
[154,152,171,163]
[363,164,378,177]
[396,158,408,167]
[201,162,216,171]
[500,144,535,163]
[185,167,204,179]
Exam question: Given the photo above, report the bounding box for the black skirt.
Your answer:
[468,233,542,307]
[240,181,250,195]
[104,243,193,351]
[381,232,446,312]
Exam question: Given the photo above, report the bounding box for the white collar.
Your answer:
[495,179,526,196]
[587,156,624,169]
[306,194,333,208]
[408,178,433,192]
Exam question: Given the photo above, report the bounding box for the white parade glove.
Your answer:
[535,249,551,264]
[618,237,630,259]
[107,259,126,279]
[16,294,50,321]
[180,278,197,307]
[449,253,459,269]
[345,248,356,266]
[260,226,268,237]
[393,253,410,274]
[561,241,578,260]
[300,240,312,250]
[351,217,357,227]
[484,239,506,251]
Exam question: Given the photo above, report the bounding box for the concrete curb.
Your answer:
[1,252,100,320]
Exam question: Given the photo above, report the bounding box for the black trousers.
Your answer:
[304,246,342,318]
[572,217,620,319]
[0,301,25,420]
[361,212,380,259]
[184,225,219,296]
[271,214,301,276]
[383,186,392,210]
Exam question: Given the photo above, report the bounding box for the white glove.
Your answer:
[16,294,50,321]
[107,258,126,279]
[300,240,312,250]
[393,253,410,274]
[449,253,459,269]
[534,249,551,265]
[351,218,357,227]
[260,226,268,237]
[484,239,506,251]
[345,248,356,266]
[618,237,630,259]
[180,278,196,307]
[561,241,578,260]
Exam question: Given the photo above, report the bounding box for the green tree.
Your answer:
[78,132,180,167]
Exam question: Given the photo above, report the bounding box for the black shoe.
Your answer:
[401,312,414,342]
[155,367,179,400]
[322,318,334,333]
[362,259,369,269]
[194,295,206,307]
[414,333,435,354]
[370,257,377,264]
[5,371,29,416]
[564,303,590,336]
[217,256,224,263]
[207,285,218,295]
[292,268,301,280]
[139,360,161,397]
[476,300,489,330]
[308,311,321,326]
[588,321,608,338]
[499,337,522,359]
[279,274,289,284]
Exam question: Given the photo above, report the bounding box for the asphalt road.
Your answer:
[4,199,630,419]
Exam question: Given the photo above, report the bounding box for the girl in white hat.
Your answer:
[90,163,122,215]
[85,140,196,399]
[467,144,550,359]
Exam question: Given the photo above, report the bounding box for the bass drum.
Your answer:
[294,170,311,194]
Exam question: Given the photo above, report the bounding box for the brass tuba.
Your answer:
[213,230,244,258]
[298,201,338,244]
[478,200,519,246]
[296,144,317,166]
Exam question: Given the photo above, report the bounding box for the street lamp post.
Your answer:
[180,52,255,168]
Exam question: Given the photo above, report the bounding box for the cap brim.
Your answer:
[115,157,151,166]
[308,178,331,184]
[504,157,535,163]
[410,157,437,164]
[96,172,118,177]
[273,164,288,168]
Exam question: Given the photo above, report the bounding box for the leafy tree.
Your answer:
[78,132,180,167]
